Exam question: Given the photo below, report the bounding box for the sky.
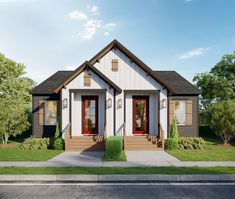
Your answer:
[0,0,235,84]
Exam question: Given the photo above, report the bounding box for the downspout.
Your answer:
[113,89,116,136]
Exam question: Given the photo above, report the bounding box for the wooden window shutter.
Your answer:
[84,74,91,86]
[186,100,193,125]
[112,59,118,71]
[39,100,44,125]
[169,100,175,125]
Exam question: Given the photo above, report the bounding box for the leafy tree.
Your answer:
[0,53,35,143]
[193,52,235,110]
[0,100,29,144]
[208,100,235,144]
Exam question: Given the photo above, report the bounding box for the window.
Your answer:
[45,101,57,125]
[174,101,187,125]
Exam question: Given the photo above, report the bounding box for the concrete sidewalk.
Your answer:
[0,151,235,167]
[0,174,235,183]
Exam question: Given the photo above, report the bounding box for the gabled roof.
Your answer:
[53,61,122,94]
[29,71,73,95]
[89,39,174,94]
[155,71,200,95]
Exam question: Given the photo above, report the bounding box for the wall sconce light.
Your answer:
[63,98,68,109]
[107,98,112,108]
[162,99,167,108]
[117,99,122,108]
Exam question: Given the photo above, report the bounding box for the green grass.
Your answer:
[103,151,127,161]
[0,139,63,161]
[0,166,234,174]
[167,137,235,161]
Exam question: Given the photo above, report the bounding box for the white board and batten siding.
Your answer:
[61,70,114,138]
[94,49,168,138]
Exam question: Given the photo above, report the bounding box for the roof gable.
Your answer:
[53,61,122,93]
[89,39,173,94]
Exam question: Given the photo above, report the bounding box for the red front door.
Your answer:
[82,96,98,134]
[133,96,149,134]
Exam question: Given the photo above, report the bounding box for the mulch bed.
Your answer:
[0,144,16,148]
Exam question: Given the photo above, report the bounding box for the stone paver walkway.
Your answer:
[0,151,235,167]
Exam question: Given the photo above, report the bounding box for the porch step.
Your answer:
[66,136,105,152]
[124,136,161,151]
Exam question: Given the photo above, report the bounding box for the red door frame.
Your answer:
[133,96,149,135]
[82,96,98,135]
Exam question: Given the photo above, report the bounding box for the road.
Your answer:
[0,183,235,199]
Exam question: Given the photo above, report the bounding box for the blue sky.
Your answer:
[0,0,235,84]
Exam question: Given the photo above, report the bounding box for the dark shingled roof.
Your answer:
[30,71,73,94]
[30,70,200,95]
[155,71,200,95]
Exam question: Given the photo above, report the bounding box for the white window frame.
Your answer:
[174,100,187,126]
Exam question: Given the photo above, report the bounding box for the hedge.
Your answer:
[165,138,178,150]
[20,137,50,150]
[105,136,123,158]
[178,137,205,149]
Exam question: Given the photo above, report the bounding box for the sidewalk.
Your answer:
[0,174,235,183]
[0,151,235,167]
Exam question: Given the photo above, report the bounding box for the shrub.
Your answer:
[53,138,65,150]
[178,137,205,149]
[105,136,123,158]
[54,121,60,139]
[170,118,179,141]
[165,138,178,150]
[208,100,235,144]
[20,137,50,150]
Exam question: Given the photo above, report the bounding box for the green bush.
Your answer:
[208,100,235,144]
[105,136,123,158]
[20,137,50,150]
[53,138,65,150]
[178,137,205,149]
[165,138,178,150]
[170,118,179,141]
[54,121,60,139]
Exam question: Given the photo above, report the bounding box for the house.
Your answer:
[30,40,200,151]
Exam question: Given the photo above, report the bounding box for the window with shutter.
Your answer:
[169,100,193,126]
[112,59,118,71]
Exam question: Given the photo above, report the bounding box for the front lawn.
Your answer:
[0,166,234,174]
[167,137,235,161]
[0,139,63,161]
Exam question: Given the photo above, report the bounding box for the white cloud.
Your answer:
[82,20,102,40]
[66,65,77,70]
[87,5,99,15]
[104,23,117,30]
[69,11,88,21]
[104,31,110,36]
[179,48,209,59]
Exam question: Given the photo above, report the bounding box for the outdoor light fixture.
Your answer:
[117,99,122,108]
[63,98,68,109]
[162,99,166,108]
[107,98,112,108]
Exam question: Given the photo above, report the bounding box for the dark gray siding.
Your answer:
[32,94,61,138]
[168,95,199,137]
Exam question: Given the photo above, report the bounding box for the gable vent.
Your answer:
[112,59,118,71]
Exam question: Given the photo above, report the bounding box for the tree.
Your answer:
[0,53,35,143]
[170,118,179,141]
[193,52,235,110]
[0,100,29,144]
[208,100,235,144]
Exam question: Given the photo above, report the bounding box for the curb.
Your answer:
[0,174,235,183]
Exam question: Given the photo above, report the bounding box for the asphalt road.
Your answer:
[0,183,235,199]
